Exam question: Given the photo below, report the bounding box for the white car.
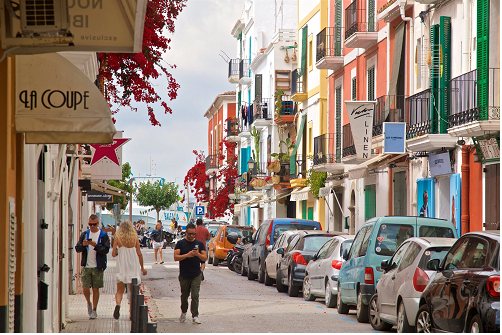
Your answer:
[302,235,354,307]
[263,231,298,285]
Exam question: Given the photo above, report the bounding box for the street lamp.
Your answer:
[247,157,256,175]
[204,179,210,189]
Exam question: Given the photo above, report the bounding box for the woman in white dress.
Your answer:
[112,220,147,319]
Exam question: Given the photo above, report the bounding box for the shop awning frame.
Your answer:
[290,186,311,202]
[348,154,407,180]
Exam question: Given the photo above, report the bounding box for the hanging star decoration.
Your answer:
[90,138,131,166]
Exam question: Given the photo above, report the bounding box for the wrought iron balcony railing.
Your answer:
[345,1,378,40]
[316,26,343,62]
[274,95,294,117]
[313,133,338,165]
[373,95,407,136]
[254,98,273,120]
[228,59,239,79]
[227,118,239,137]
[291,68,307,96]
[449,68,500,128]
[342,123,356,157]
[239,59,250,79]
[405,89,433,139]
[290,154,308,179]
[205,154,219,171]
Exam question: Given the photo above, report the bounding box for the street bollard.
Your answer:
[147,322,157,333]
[131,281,139,333]
[139,305,148,333]
[136,295,144,333]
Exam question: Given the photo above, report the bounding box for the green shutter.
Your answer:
[238,91,241,109]
[255,74,262,102]
[335,86,342,163]
[290,115,307,176]
[439,17,451,133]
[302,200,307,220]
[477,0,490,119]
[364,184,376,220]
[367,67,375,101]
[429,24,439,134]
[299,26,308,77]
[308,207,314,221]
[335,0,342,56]
[368,0,375,32]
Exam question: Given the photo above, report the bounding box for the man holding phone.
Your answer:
[174,222,207,324]
[75,214,111,319]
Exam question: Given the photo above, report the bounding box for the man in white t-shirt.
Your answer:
[75,214,111,319]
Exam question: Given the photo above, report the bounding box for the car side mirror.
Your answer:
[342,249,350,261]
[277,248,284,255]
[266,245,273,252]
[313,254,318,261]
[427,259,440,271]
[381,260,390,272]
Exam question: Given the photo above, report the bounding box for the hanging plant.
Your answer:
[274,89,284,118]
[306,167,327,199]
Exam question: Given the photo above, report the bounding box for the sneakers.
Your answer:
[90,310,98,319]
[113,305,120,320]
[160,261,164,264]
[192,316,201,324]
[179,312,187,322]
[87,304,93,317]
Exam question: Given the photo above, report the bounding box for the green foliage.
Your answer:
[135,180,181,221]
[306,167,327,199]
[271,126,295,162]
[250,126,261,169]
[274,89,284,118]
[103,162,134,214]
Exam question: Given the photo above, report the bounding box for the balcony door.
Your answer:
[485,163,500,230]
[393,171,407,216]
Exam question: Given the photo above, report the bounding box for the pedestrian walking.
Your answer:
[151,221,165,264]
[111,220,147,320]
[75,214,111,319]
[194,218,211,280]
[173,222,207,324]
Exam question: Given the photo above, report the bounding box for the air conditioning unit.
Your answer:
[0,0,73,52]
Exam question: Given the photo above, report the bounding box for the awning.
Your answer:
[15,53,116,144]
[348,154,407,180]
[290,186,311,202]
[262,190,293,203]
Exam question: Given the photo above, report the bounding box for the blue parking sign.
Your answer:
[195,206,205,216]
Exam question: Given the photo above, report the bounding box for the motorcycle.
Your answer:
[162,230,176,249]
[228,241,246,273]
[138,230,152,248]
[170,231,186,249]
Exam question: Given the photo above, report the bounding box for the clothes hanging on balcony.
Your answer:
[262,102,268,119]
[247,104,253,125]
[241,105,247,126]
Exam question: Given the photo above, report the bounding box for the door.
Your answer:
[309,239,333,292]
[266,234,284,278]
[393,171,407,216]
[364,185,376,220]
[307,207,314,220]
[320,239,339,295]
[485,163,500,230]
[250,225,264,273]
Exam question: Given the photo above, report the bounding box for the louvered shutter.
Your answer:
[439,17,451,133]
[368,0,375,32]
[255,74,262,102]
[335,86,342,162]
[429,24,439,133]
[352,77,357,100]
[335,0,342,56]
[364,184,376,220]
[367,67,375,101]
[299,26,308,77]
[477,0,490,119]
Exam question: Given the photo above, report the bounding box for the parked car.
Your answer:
[247,218,321,283]
[276,231,346,297]
[416,230,500,333]
[264,231,299,285]
[303,235,355,307]
[368,237,457,332]
[337,216,457,323]
[240,230,258,277]
[208,225,254,266]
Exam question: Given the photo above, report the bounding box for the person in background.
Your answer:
[171,218,176,234]
[151,221,165,264]
[419,190,430,218]
[173,223,207,324]
[194,218,211,281]
[75,214,111,319]
[112,220,147,319]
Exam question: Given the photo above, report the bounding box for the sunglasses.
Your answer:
[187,232,196,236]
[89,223,98,226]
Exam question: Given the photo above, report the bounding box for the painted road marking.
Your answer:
[143,265,152,269]
[315,306,325,309]
[163,264,178,269]
[339,317,357,323]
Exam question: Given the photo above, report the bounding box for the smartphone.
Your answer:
[193,245,198,250]
[88,238,92,242]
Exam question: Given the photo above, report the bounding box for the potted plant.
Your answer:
[274,89,285,118]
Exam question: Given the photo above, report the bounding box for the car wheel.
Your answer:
[288,272,300,297]
[369,293,393,331]
[257,261,265,283]
[416,304,433,333]
[325,281,336,308]
[397,301,415,333]
[240,261,247,276]
[356,290,369,323]
[337,283,349,314]
[276,268,287,293]
[207,251,213,264]
[469,314,483,333]
[213,255,219,266]
[302,276,315,301]
[264,267,274,286]
[247,260,257,281]
[233,260,242,275]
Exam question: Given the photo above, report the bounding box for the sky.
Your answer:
[114,0,243,196]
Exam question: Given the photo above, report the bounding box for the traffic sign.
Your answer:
[195,206,205,216]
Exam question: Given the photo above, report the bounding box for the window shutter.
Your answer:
[299,26,308,77]
[255,74,262,102]
[438,17,451,133]
[477,0,490,119]
[364,184,376,220]
[335,0,342,56]
[368,0,375,32]
[302,200,307,220]
[335,86,342,162]
[429,24,439,133]
[367,67,375,101]
[352,77,357,100]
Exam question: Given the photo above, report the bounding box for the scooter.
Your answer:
[162,230,175,249]
[138,230,152,248]
[170,231,186,249]
[229,241,246,274]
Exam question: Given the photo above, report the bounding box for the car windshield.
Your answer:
[418,247,451,270]
[208,226,219,235]
[303,235,334,252]
[420,226,455,238]
[340,240,353,257]
[273,224,318,239]
[226,227,253,238]
[375,224,414,256]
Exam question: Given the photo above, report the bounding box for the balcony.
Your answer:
[315,27,344,71]
[205,154,219,175]
[239,59,251,86]
[239,102,252,137]
[252,98,273,128]
[372,95,407,149]
[406,89,457,152]
[342,123,356,158]
[226,118,240,143]
[290,154,308,187]
[291,68,308,102]
[228,59,240,84]
[448,68,500,138]
[313,133,344,173]
[274,95,296,125]
[344,2,379,49]
[377,0,413,23]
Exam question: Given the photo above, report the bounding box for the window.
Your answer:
[352,225,373,258]
[398,242,421,271]
[460,238,489,269]
[325,240,339,258]
[367,67,375,101]
[308,123,313,155]
[273,223,318,238]
[419,226,455,238]
[303,235,334,252]
[335,86,342,162]
[309,37,313,70]
[389,241,411,270]
[316,239,334,259]
[359,225,374,257]
[443,238,470,270]
[375,224,414,256]
[340,239,353,257]
[272,234,284,250]
[352,77,357,100]
[257,224,269,243]
[418,247,451,270]
[286,234,300,252]
[226,227,253,238]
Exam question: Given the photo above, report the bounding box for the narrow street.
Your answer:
[140,247,394,333]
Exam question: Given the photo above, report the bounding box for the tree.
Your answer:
[184,150,209,203]
[99,0,187,126]
[135,180,180,221]
[102,162,134,216]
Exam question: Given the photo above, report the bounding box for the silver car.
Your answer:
[264,231,298,285]
[369,237,457,332]
[303,235,354,307]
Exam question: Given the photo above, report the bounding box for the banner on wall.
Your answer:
[346,101,375,159]
[450,174,461,236]
[417,178,435,218]
[383,122,406,154]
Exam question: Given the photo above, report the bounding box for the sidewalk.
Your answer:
[62,261,131,333]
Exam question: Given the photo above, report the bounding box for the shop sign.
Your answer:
[345,101,375,159]
[478,138,500,161]
[90,131,130,180]
[87,192,113,202]
[383,122,406,154]
[428,152,452,176]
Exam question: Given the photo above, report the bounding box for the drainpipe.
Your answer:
[461,145,470,234]
[462,0,471,73]
[400,1,414,95]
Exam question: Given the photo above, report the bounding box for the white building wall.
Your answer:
[299,0,318,16]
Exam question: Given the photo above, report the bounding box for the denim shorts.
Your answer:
[81,267,104,288]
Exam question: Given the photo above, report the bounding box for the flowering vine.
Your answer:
[183,150,209,203]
